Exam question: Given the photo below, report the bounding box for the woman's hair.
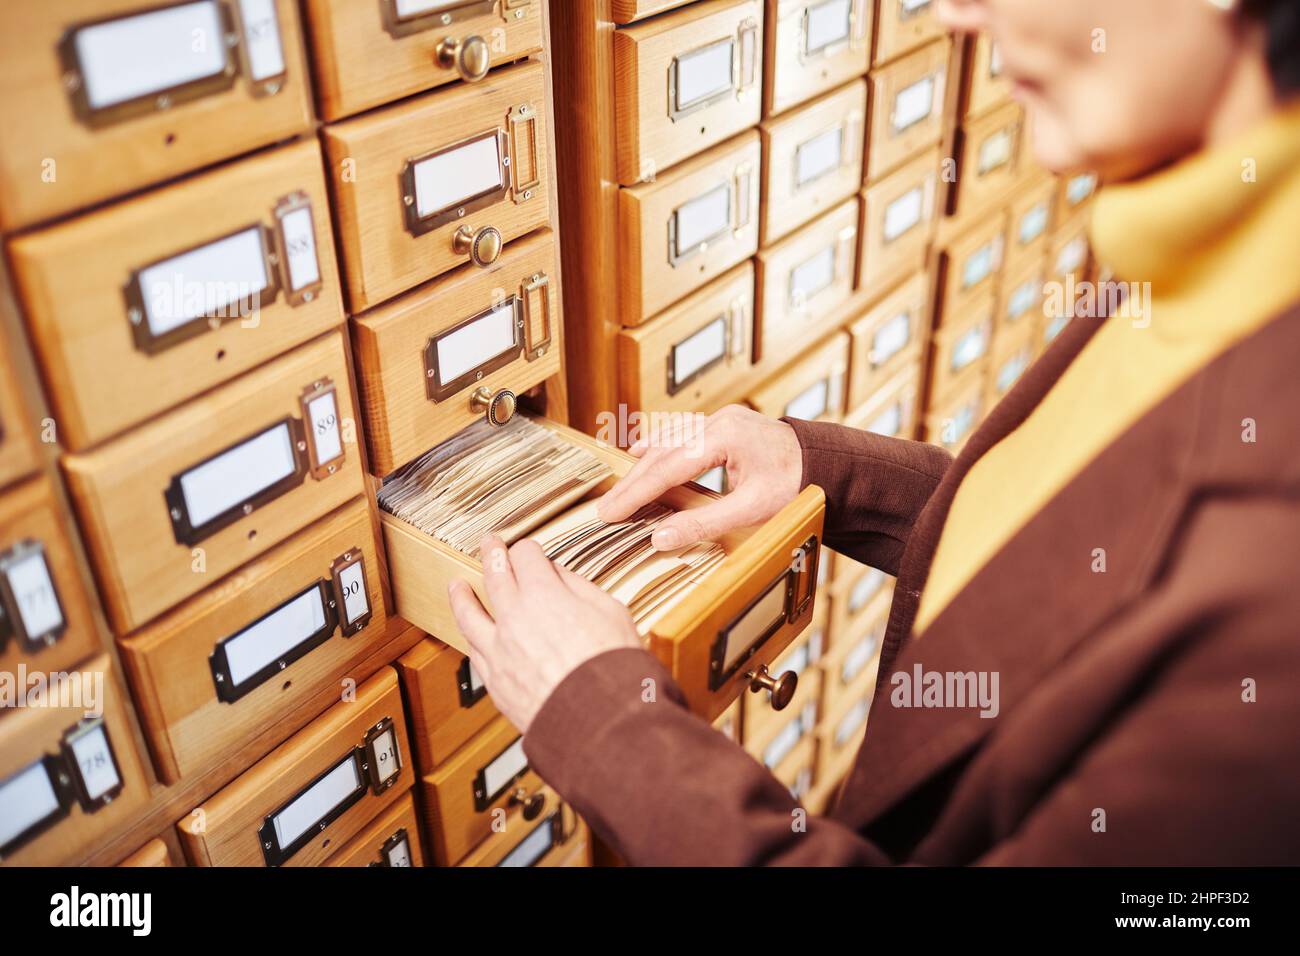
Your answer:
[1245,0,1300,94]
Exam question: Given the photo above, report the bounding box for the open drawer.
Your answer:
[379,415,825,724]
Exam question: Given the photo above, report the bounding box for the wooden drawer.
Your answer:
[847,273,928,407]
[937,210,1006,323]
[614,0,694,24]
[118,838,173,867]
[923,375,984,455]
[776,731,818,800]
[1056,171,1099,226]
[395,637,500,772]
[179,668,412,866]
[383,415,825,723]
[742,622,824,745]
[351,229,561,477]
[9,140,343,451]
[962,33,1011,120]
[0,0,313,231]
[953,101,1022,217]
[619,131,761,326]
[0,346,39,493]
[614,0,763,185]
[747,331,850,423]
[760,79,867,245]
[755,198,859,363]
[0,476,101,684]
[865,38,950,182]
[872,0,945,67]
[999,253,1047,335]
[421,714,545,865]
[1005,175,1055,273]
[0,655,150,866]
[457,791,584,867]
[818,679,873,786]
[859,147,939,298]
[616,262,756,416]
[746,689,819,775]
[764,0,873,118]
[1049,216,1091,285]
[63,333,366,635]
[324,791,423,867]
[826,555,891,651]
[822,586,886,715]
[929,290,994,400]
[985,316,1036,410]
[117,498,387,784]
[304,0,543,122]
[322,60,552,314]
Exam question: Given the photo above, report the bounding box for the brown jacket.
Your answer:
[523,305,1300,865]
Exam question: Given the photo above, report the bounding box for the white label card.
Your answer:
[413,134,504,220]
[338,561,369,627]
[962,241,998,289]
[1058,236,1088,274]
[674,184,732,256]
[795,127,844,187]
[672,317,727,388]
[951,324,989,372]
[835,696,871,746]
[224,585,328,688]
[140,227,271,337]
[1019,201,1050,246]
[279,206,320,293]
[892,76,935,133]
[723,579,787,671]
[306,390,342,469]
[179,422,298,529]
[884,186,925,242]
[237,0,285,81]
[2,547,64,642]
[67,724,121,803]
[436,302,518,384]
[868,402,903,438]
[901,0,932,13]
[997,351,1029,393]
[385,835,413,867]
[674,39,734,111]
[482,738,528,798]
[790,246,836,307]
[395,0,474,17]
[1068,173,1097,204]
[370,728,400,785]
[0,762,62,851]
[74,1,228,111]
[694,466,726,494]
[1007,279,1039,321]
[785,379,829,421]
[872,311,912,366]
[805,0,853,55]
[763,713,805,769]
[843,630,879,684]
[978,128,1014,175]
[467,661,485,693]
[499,817,555,867]
[849,568,886,612]
[273,755,361,849]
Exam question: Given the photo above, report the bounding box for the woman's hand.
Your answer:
[447,535,642,733]
[597,404,804,550]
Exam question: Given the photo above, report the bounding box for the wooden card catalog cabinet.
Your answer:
[616,262,756,416]
[827,556,891,653]
[953,101,1022,217]
[747,331,850,423]
[396,637,500,771]
[760,79,867,245]
[1050,219,1092,286]
[118,498,388,784]
[0,656,149,866]
[613,0,695,23]
[962,32,1011,120]
[0,0,313,230]
[458,794,581,867]
[618,131,761,326]
[10,141,342,451]
[304,0,544,121]
[351,230,561,477]
[847,272,928,406]
[614,0,762,185]
[180,669,411,866]
[818,682,873,785]
[0,477,100,682]
[380,416,825,723]
[859,147,939,298]
[0,347,39,493]
[764,0,872,117]
[323,60,550,313]
[754,198,859,363]
[822,610,882,731]
[865,38,950,183]
[873,0,944,66]
[324,792,423,867]
[63,334,365,634]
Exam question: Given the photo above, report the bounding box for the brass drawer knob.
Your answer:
[509,787,546,821]
[436,34,491,82]
[453,224,503,267]
[471,386,517,427]
[748,664,798,711]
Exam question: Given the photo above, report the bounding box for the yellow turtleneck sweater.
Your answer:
[915,100,1300,634]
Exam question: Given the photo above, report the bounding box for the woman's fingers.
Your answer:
[598,438,724,524]
[650,486,767,550]
[478,534,518,609]
[506,538,565,595]
[447,578,497,656]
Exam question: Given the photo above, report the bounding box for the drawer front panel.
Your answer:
[998,254,1048,336]
[985,317,1036,409]
[924,375,984,455]
[865,37,950,182]
[118,498,388,784]
[617,262,756,416]
[396,637,501,772]
[1006,176,1056,272]
[742,624,824,745]
[0,0,313,230]
[619,132,762,326]
[873,0,944,66]
[117,838,172,867]
[755,199,859,363]
[422,715,546,865]
[954,101,1023,217]
[0,655,149,866]
[324,791,423,867]
[847,271,928,407]
[323,60,551,313]
[614,0,696,24]
[1050,218,1092,285]
[0,476,101,682]
[963,33,1011,120]
[819,681,873,782]
[63,333,366,634]
[1056,172,1098,229]
[352,229,560,477]
[823,592,887,716]
[827,556,892,652]
[859,147,939,298]
[938,211,1006,322]
[456,789,581,866]
[761,79,866,245]
[304,0,544,121]
[930,292,994,401]
[0,348,39,492]
[179,668,411,866]
[10,140,343,450]
[764,0,872,117]
[748,331,850,423]
[614,0,763,185]
[845,363,922,443]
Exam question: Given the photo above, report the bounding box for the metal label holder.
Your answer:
[457,657,488,708]
[423,297,525,402]
[0,539,69,652]
[667,36,737,122]
[299,379,347,481]
[59,718,125,813]
[379,0,496,39]
[400,129,511,237]
[665,313,731,396]
[472,737,529,812]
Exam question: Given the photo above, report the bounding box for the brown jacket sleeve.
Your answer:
[523,647,891,866]
[782,418,952,574]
